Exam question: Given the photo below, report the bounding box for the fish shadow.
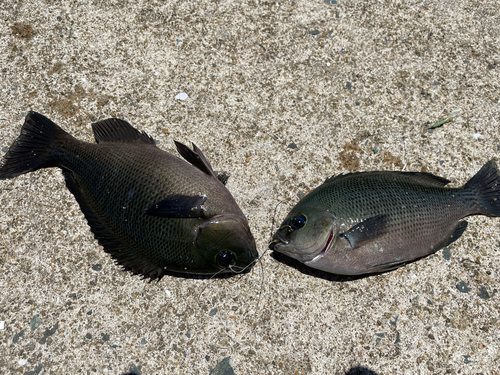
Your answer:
[151,267,253,281]
[121,365,379,375]
[270,251,390,282]
[345,367,380,375]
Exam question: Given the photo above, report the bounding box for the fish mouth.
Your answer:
[269,231,288,250]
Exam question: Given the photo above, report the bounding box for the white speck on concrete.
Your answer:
[0,321,4,330]
[175,93,188,100]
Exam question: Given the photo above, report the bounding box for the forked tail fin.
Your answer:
[465,160,500,217]
[0,111,70,179]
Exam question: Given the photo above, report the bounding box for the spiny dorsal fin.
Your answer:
[92,118,156,145]
[174,141,216,178]
[325,171,450,187]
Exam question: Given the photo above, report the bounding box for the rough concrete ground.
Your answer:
[0,0,499,374]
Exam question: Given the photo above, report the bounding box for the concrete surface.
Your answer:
[1,0,499,374]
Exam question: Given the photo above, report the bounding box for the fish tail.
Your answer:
[464,160,500,217]
[0,111,71,179]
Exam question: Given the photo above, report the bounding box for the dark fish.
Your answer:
[0,111,258,279]
[270,161,500,275]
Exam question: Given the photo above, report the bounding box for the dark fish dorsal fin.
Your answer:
[340,214,389,249]
[92,118,156,145]
[398,172,450,187]
[325,171,450,187]
[145,195,207,218]
[174,141,216,178]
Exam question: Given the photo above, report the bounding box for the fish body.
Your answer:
[0,111,257,279]
[270,162,500,275]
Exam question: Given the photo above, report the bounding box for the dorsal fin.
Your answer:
[325,171,450,187]
[92,118,156,145]
[174,141,216,177]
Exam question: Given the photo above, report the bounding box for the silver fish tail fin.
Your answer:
[465,160,500,217]
[0,111,70,179]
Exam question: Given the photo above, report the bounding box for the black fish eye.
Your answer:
[216,251,236,268]
[290,215,306,230]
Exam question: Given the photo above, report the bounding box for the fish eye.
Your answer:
[216,250,236,268]
[289,215,306,230]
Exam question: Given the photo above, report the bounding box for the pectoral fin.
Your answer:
[145,195,207,218]
[434,220,468,251]
[340,214,389,250]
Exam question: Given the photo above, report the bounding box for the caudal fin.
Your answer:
[464,160,500,217]
[0,111,70,179]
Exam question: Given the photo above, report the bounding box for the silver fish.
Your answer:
[270,161,500,275]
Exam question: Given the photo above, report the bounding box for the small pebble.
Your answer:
[442,247,451,261]
[92,263,102,271]
[175,93,188,100]
[477,286,490,300]
[456,281,470,293]
[30,315,43,331]
[13,330,25,343]
[209,356,234,375]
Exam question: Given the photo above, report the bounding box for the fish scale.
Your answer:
[312,173,468,235]
[271,163,500,275]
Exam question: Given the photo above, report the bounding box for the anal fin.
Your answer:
[62,169,165,280]
[434,220,468,252]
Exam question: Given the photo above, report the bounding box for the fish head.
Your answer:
[194,214,258,273]
[270,205,337,263]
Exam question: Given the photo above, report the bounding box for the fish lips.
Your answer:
[196,214,258,271]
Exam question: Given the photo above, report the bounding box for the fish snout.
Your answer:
[269,231,289,250]
[268,240,278,250]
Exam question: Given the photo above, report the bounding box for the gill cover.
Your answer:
[271,207,337,262]
[195,214,258,271]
